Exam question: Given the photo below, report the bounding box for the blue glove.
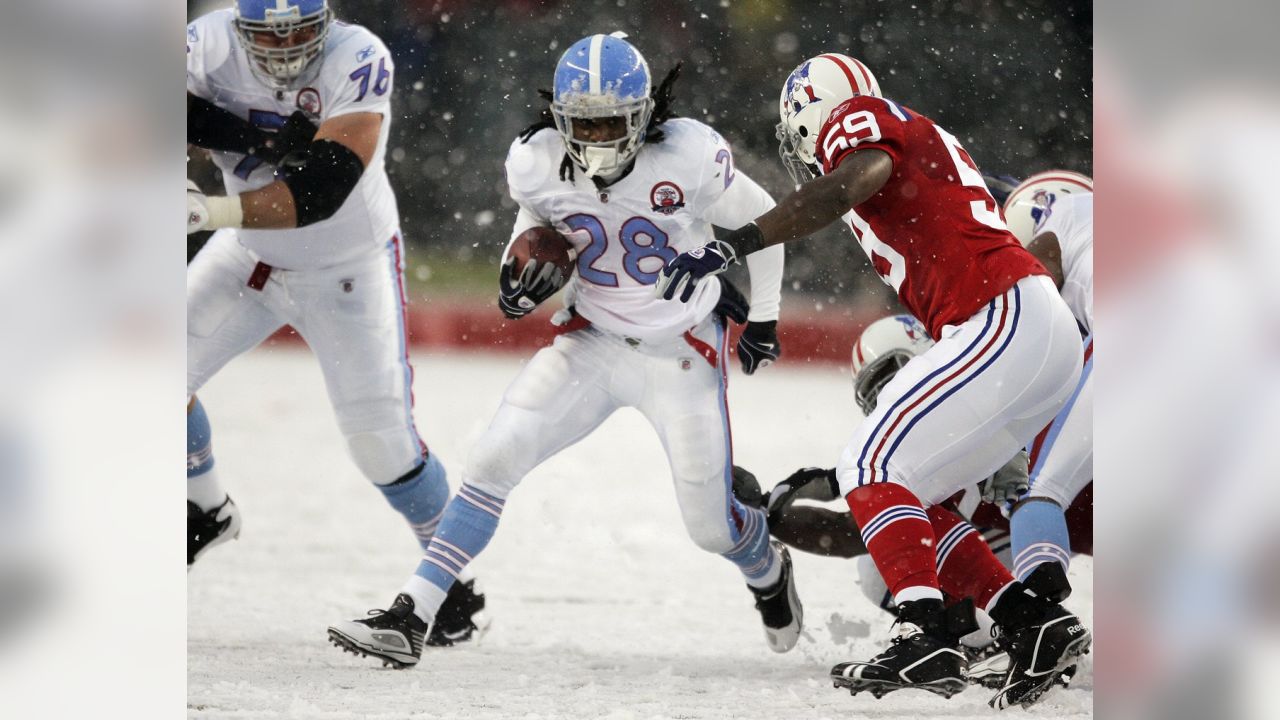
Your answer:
[655,238,738,302]
[737,320,780,374]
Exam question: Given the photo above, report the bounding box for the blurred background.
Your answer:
[188,0,1092,320]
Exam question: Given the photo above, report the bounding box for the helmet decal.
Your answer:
[784,61,821,114]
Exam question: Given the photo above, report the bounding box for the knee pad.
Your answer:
[347,427,420,484]
[461,433,523,500]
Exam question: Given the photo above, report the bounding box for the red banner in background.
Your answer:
[265,300,885,367]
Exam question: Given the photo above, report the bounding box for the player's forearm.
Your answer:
[239,181,299,229]
[769,507,867,558]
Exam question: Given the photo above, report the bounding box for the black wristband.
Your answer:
[726,222,766,259]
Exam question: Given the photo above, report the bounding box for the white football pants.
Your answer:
[463,314,748,555]
[837,275,1082,505]
[187,229,424,484]
[1026,335,1094,508]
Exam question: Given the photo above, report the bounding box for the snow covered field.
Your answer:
[188,347,1093,719]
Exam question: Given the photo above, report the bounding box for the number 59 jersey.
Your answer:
[186,10,398,271]
[505,118,776,343]
[816,95,1047,340]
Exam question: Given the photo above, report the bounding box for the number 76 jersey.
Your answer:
[186,9,399,270]
[816,95,1047,340]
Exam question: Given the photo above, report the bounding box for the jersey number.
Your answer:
[232,109,290,180]
[349,57,391,102]
[846,209,906,292]
[562,215,676,287]
[821,110,881,163]
[935,126,1008,231]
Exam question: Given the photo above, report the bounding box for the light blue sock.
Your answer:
[404,484,505,620]
[1010,498,1072,581]
[723,502,780,588]
[187,398,225,510]
[377,452,451,550]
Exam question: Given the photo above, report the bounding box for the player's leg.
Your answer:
[329,328,621,666]
[286,238,449,549]
[187,230,287,568]
[831,276,1082,700]
[1011,336,1093,581]
[638,318,800,653]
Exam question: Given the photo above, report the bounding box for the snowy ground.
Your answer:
[188,347,1093,719]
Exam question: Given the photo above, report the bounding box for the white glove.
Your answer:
[187,179,243,235]
[980,450,1030,504]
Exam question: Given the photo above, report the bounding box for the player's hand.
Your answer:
[266,111,320,163]
[737,320,779,374]
[498,256,566,319]
[765,467,839,525]
[655,238,738,302]
[712,277,750,325]
[187,180,210,234]
[980,449,1030,504]
[730,466,765,508]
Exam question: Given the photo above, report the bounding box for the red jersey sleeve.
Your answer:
[816,95,910,175]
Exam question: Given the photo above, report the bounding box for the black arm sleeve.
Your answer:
[187,94,271,156]
[278,139,366,227]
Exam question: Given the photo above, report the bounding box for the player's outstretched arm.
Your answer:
[656,148,891,302]
[187,113,380,234]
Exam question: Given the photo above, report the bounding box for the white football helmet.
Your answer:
[776,53,881,185]
[1002,170,1093,246]
[852,314,934,415]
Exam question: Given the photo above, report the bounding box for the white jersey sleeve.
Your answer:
[186,12,234,100]
[1036,193,1093,333]
[316,27,395,120]
[701,168,783,322]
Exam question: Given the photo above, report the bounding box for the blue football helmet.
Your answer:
[550,33,653,177]
[235,0,332,88]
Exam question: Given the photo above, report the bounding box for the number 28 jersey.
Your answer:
[816,96,1046,340]
[186,10,398,271]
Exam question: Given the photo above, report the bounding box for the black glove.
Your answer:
[730,465,764,508]
[655,238,738,302]
[764,467,839,526]
[498,256,565,319]
[261,111,320,164]
[713,277,749,325]
[737,320,780,374]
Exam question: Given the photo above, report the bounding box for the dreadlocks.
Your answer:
[516,62,684,183]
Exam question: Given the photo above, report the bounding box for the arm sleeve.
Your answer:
[703,170,784,322]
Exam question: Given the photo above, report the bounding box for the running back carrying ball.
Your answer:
[499,226,576,318]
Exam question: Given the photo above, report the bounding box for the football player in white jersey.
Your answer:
[328,33,798,669]
[1002,171,1094,586]
[184,0,485,646]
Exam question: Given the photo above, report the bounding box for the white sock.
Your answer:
[187,467,227,511]
[402,574,449,624]
[894,585,944,605]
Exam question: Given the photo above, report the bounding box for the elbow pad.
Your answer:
[279,139,365,227]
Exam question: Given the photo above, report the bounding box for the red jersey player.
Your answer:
[656,54,1088,708]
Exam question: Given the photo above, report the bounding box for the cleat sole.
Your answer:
[326,628,416,669]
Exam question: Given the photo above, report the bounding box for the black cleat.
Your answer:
[328,593,428,669]
[831,598,976,699]
[748,542,803,653]
[187,497,241,570]
[987,564,1092,709]
[427,578,489,647]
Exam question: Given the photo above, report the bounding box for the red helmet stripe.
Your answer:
[819,53,865,95]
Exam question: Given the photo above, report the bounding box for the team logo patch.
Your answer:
[650,181,686,215]
[356,44,376,62]
[187,25,198,43]
[1030,190,1057,231]
[296,87,322,117]
[893,314,927,342]
[784,61,820,114]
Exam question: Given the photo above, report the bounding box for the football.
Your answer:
[508,226,576,279]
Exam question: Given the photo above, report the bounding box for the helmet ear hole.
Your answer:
[798,126,808,138]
